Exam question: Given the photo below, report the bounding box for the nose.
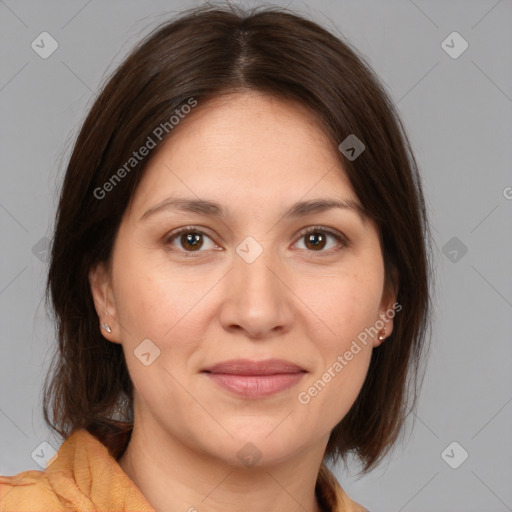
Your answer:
[218,240,295,339]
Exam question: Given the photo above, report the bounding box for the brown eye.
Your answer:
[179,232,203,251]
[165,227,217,253]
[304,232,327,250]
[294,227,348,254]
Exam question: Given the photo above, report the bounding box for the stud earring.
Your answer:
[102,323,112,333]
[378,328,386,342]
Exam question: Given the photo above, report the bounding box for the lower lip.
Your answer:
[204,372,306,398]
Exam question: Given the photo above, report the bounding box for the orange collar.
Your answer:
[1,428,368,512]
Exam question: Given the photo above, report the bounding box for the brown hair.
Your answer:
[43,3,433,473]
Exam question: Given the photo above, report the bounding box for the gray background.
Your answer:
[1,1,511,511]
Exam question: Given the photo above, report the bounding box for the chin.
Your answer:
[204,423,310,467]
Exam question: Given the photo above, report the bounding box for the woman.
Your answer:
[0,3,433,511]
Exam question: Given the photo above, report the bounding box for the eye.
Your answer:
[164,226,219,255]
[164,225,349,257]
[293,226,348,254]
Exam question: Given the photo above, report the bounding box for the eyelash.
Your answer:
[164,225,349,257]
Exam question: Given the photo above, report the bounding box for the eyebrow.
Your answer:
[139,196,368,224]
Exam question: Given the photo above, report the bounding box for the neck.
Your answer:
[118,419,327,512]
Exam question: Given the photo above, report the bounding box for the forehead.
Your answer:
[128,91,356,217]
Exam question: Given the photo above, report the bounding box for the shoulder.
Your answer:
[0,469,65,511]
[0,428,153,512]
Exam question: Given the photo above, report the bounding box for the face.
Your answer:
[90,91,396,467]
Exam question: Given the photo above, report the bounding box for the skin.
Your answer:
[89,91,396,512]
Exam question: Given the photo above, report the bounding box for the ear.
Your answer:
[374,266,400,347]
[88,261,122,344]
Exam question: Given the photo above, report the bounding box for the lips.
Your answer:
[202,358,307,398]
[202,358,306,376]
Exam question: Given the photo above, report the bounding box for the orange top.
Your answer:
[0,428,369,511]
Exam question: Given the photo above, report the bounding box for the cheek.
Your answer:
[111,244,210,373]
[294,265,382,410]
[111,237,184,334]
[297,293,375,428]
[300,263,384,348]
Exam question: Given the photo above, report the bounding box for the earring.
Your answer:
[378,328,386,342]
[102,323,112,333]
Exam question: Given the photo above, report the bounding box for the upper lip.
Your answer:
[202,358,306,376]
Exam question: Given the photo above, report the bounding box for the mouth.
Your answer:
[201,358,307,398]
